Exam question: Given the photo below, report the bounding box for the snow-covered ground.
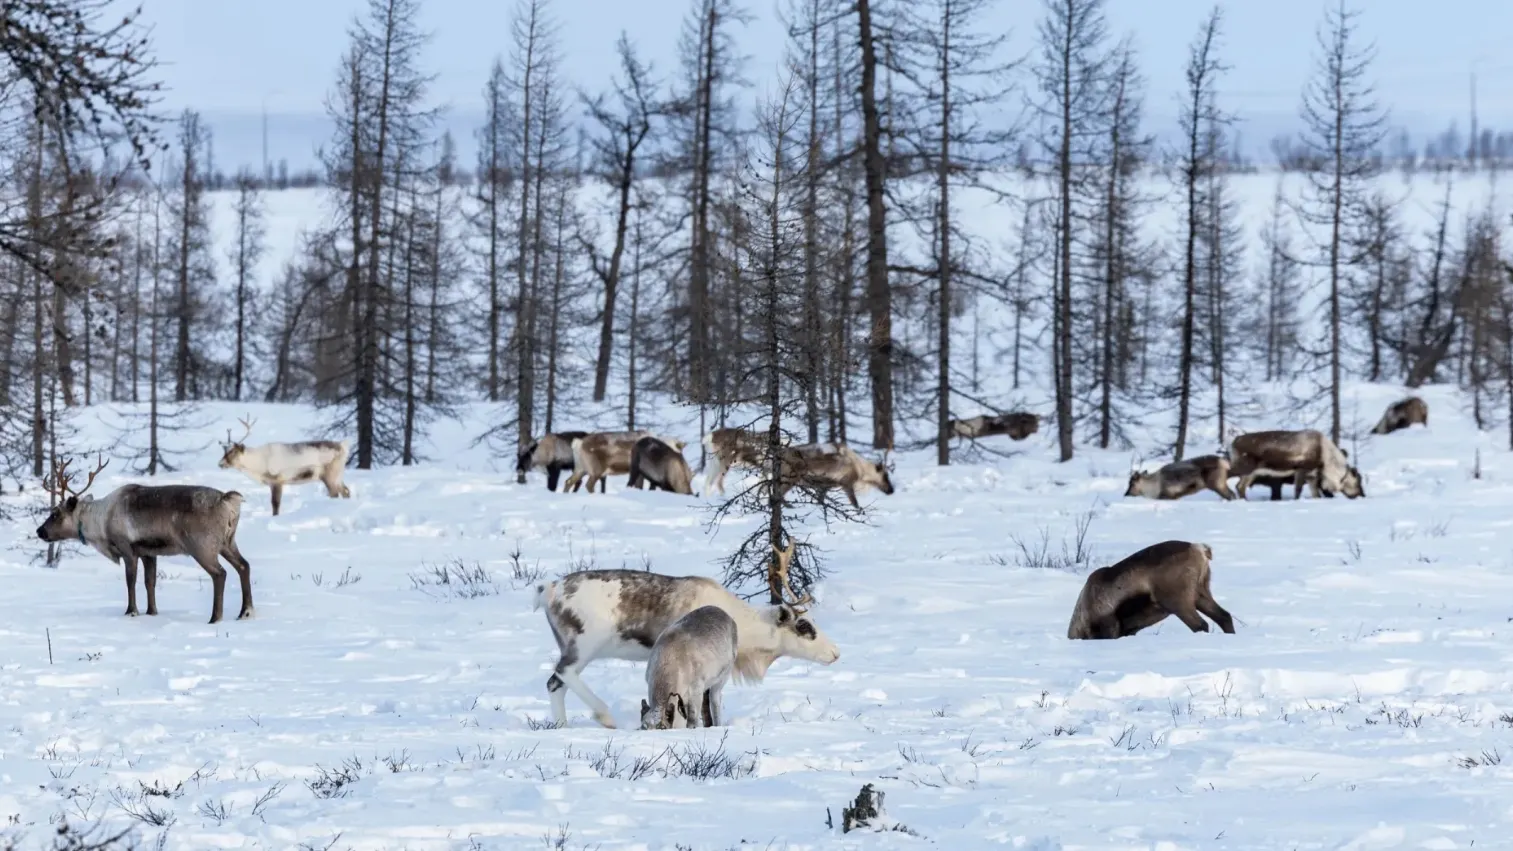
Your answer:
[2,381,1512,849]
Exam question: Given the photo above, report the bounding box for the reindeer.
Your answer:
[639,605,738,730]
[1228,429,1363,500]
[626,436,696,495]
[1067,541,1236,640]
[774,443,895,509]
[218,416,351,516]
[702,427,780,495]
[1370,396,1429,435]
[564,431,685,494]
[1245,471,1325,501]
[533,550,840,728]
[515,430,588,491]
[948,412,1040,441]
[35,457,255,624]
[1125,455,1236,501]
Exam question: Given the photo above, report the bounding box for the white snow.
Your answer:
[2,380,1512,850]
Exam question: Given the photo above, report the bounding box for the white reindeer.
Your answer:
[533,543,839,728]
[639,605,738,730]
[218,416,352,516]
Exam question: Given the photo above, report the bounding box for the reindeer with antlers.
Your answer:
[35,456,256,624]
[218,415,352,516]
[533,538,839,728]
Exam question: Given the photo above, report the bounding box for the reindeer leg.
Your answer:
[1213,478,1237,501]
[1235,474,1250,500]
[1195,588,1235,634]
[193,548,229,624]
[546,465,561,492]
[223,543,254,620]
[122,555,140,617]
[1159,595,1210,633]
[549,653,616,728]
[845,485,860,509]
[142,556,158,616]
[269,483,283,517]
[1268,479,1284,501]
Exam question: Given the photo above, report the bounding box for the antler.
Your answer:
[236,414,257,444]
[46,454,109,500]
[772,539,813,611]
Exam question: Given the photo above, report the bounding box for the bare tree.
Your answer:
[228,170,265,400]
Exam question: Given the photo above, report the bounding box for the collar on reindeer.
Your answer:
[77,525,87,545]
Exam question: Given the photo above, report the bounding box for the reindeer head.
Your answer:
[36,455,109,543]
[1339,465,1365,498]
[770,540,840,665]
[218,415,257,468]
[640,693,690,730]
[870,447,896,496]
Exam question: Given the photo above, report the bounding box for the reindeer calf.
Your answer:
[516,430,588,490]
[218,416,350,516]
[775,443,895,509]
[1370,396,1429,435]
[1125,455,1236,501]
[36,458,254,624]
[627,436,696,495]
[640,605,738,730]
[948,412,1040,441]
[1068,541,1235,640]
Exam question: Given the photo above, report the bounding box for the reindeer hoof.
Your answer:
[146,608,158,616]
[594,712,618,729]
[237,609,255,620]
[124,608,139,617]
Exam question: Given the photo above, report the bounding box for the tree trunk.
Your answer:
[857,0,893,451]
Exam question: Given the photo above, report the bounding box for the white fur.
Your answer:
[537,573,840,728]
[222,441,348,486]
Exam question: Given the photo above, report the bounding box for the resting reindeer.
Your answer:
[533,551,839,728]
[565,430,685,494]
[774,443,895,509]
[218,416,351,516]
[1125,455,1236,501]
[1370,396,1428,435]
[1229,428,1363,500]
[948,412,1040,441]
[1068,541,1235,639]
[626,436,696,495]
[35,457,255,624]
[639,605,738,730]
[516,430,588,490]
[703,427,783,495]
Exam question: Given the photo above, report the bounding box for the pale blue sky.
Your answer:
[128,0,1513,169]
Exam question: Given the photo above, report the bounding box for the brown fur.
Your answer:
[776,443,895,509]
[37,484,253,624]
[1370,396,1428,435]
[627,436,695,495]
[565,431,685,493]
[516,430,588,490]
[948,412,1039,440]
[1229,429,1363,500]
[1125,455,1236,501]
[703,427,772,495]
[1067,541,1235,639]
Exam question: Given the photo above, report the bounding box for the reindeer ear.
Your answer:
[775,605,794,624]
[64,496,78,511]
[640,699,650,716]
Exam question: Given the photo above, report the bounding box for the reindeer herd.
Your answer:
[27,397,1427,730]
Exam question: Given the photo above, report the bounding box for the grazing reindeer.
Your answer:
[1370,396,1429,435]
[1068,541,1236,639]
[1229,429,1363,500]
[774,443,895,509]
[639,605,738,730]
[702,427,782,495]
[1125,455,1236,501]
[35,457,255,624]
[565,431,684,494]
[533,564,839,728]
[218,416,351,516]
[516,430,588,491]
[626,436,696,495]
[948,412,1040,441]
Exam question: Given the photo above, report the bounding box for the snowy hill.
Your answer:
[2,380,1511,849]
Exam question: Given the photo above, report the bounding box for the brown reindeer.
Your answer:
[516,430,589,490]
[565,431,685,493]
[1370,397,1428,435]
[35,457,254,624]
[1229,429,1363,500]
[775,443,894,509]
[1067,541,1236,639]
[626,436,696,495]
[1125,455,1236,501]
[948,412,1039,441]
